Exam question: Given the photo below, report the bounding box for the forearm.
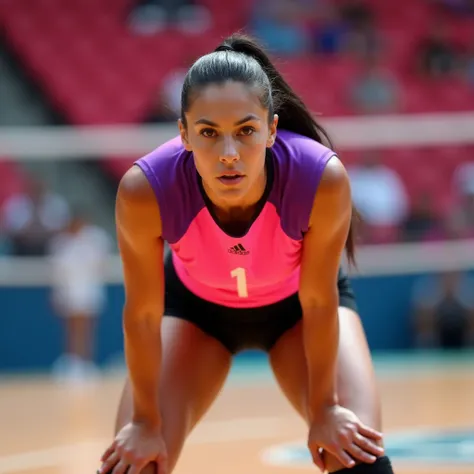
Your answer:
[302,300,339,418]
[123,310,163,427]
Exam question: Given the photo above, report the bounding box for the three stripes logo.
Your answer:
[228,243,250,255]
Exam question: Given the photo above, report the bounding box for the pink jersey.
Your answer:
[135,129,335,308]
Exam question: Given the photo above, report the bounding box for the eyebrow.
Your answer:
[194,114,261,127]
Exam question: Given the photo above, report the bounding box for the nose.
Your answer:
[219,136,239,164]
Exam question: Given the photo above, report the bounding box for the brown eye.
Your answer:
[200,128,217,138]
[239,126,255,136]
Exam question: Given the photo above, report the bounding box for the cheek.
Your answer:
[190,136,216,153]
[192,153,213,178]
[243,136,267,159]
[242,144,267,174]
[246,130,268,147]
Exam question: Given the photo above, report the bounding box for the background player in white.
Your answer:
[49,210,111,384]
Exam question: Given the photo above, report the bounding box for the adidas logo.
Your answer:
[228,243,250,255]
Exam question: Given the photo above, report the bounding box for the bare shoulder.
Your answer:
[117,165,156,204]
[319,155,350,189]
[116,165,162,236]
[309,156,351,227]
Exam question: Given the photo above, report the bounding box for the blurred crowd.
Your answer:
[2,159,474,253]
[0,176,112,382]
[348,153,474,245]
[412,270,474,350]
[146,0,474,120]
[1,0,474,249]
[0,176,110,257]
[140,0,474,246]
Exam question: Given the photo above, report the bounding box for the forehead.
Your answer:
[187,81,267,123]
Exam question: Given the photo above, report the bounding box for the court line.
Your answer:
[0,416,294,473]
[260,432,474,471]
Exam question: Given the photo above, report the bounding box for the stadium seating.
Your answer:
[2,0,474,124]
[1,0,474,236]
[0,160,27,207]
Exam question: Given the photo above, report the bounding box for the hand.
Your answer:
[308,405,384,471]
[99,422,168,474]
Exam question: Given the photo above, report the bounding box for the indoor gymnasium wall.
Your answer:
[1,233,473,372]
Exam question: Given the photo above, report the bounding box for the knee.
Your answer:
[339,398,382,434]
[323,452,346,473]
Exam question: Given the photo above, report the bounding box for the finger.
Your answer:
[334,448,356,469]
[346,442,377,464]
[124,457,150,474]
[358,423,383,440]
[101,443,117,462]
[99,452,119,474]
[309,447,325,472]
[127,462,149,474]
[111,460,129,474]
[353,432,385,457]
[158,458,169,474]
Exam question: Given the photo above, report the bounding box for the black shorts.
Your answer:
[164,253,358,354]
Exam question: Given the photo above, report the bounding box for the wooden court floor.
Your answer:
[1,354,474,474]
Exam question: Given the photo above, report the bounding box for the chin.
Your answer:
[214,186,248,204]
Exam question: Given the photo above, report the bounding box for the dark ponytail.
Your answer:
[216,34,334,148]
[181,33,358,266]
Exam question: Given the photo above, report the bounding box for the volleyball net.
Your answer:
[1,110,474,286]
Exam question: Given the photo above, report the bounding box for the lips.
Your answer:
[219,174,241,179]
[217,174,244,185]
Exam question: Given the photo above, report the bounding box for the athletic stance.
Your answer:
[99,34,394,474]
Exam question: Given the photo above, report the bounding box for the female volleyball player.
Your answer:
[99,34,394,474]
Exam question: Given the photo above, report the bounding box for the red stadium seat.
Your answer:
[1,0,473,236]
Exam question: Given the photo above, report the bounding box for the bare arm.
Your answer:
[298,156,352,420]
[116,165,164,428]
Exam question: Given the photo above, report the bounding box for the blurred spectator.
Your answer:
[416,20,462,78]
[434,0,474,16]
[453,161,474,194]
[49,211,112,385]
[412,271,474,349]
[339,0,381,58]
[312,3,348,55]
[444,207,474,239]
[401,192,444,242]
[0,231,12,255]
[128,0,211,35]
[339,0,373,29]
[1,179,70,256]
[161,68,186,119]
[348,152,408,243]
[349,52,401,114]
[146,57,192,123]
[250,0,312,55]
[463,40,474,86]
[446,162,474,238]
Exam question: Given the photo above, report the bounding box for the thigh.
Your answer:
[269,308,381,425]
[115,316,232,473]
[269,308,382,471]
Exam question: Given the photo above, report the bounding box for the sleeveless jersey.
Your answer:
[135,129,335,308]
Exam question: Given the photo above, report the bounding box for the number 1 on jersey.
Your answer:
[230,267,248,298]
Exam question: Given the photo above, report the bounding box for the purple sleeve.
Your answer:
[269,130,335,240]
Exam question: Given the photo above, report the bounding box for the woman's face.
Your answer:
[179,80,278,207]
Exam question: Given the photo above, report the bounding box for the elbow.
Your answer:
[299,290,338,320]
[123,302,163,334]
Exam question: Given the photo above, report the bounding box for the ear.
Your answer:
[178,119,192,151]
[267,114,278,148]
